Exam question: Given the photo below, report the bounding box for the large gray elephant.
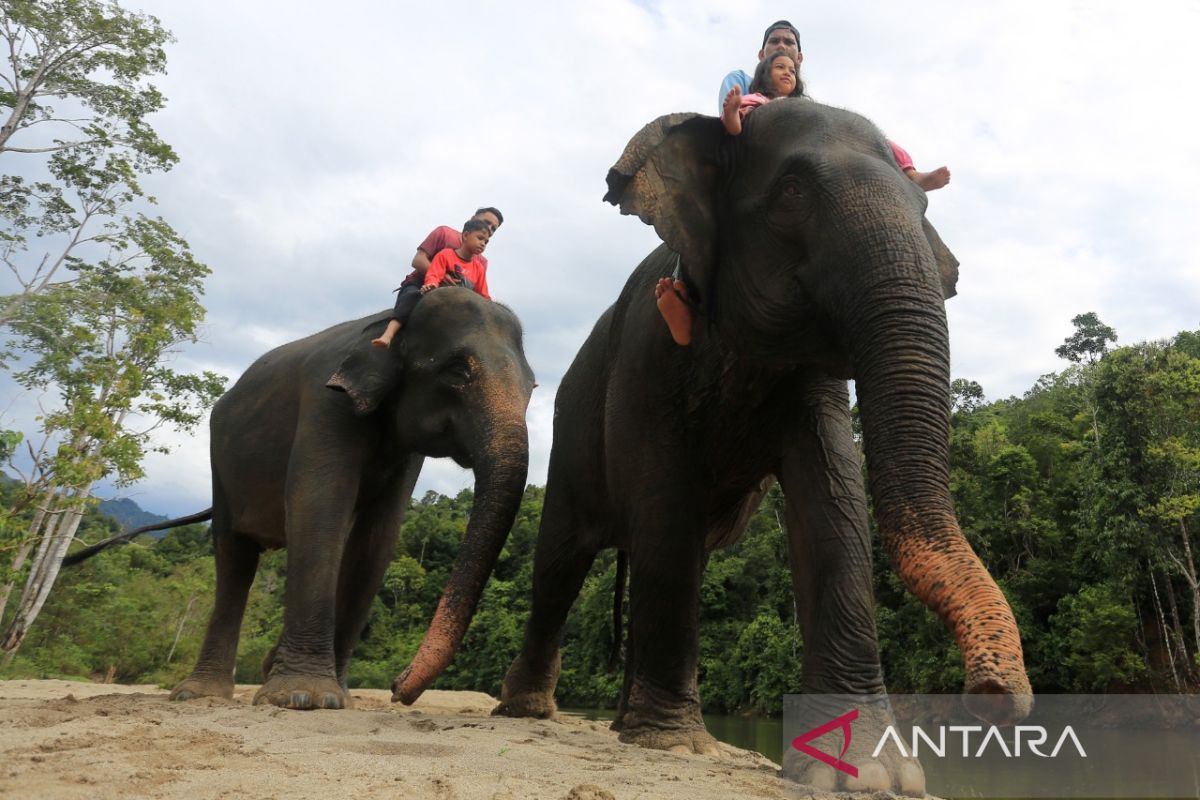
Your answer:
[69,288,535,710]
[492,103,1031,794]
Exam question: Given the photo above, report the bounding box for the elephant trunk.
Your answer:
[392,415,529,705]
[851,241,1032,726]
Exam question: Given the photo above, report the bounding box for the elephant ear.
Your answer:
[326,322,402,416]
[922,217,960,299]
[603,113,727,303]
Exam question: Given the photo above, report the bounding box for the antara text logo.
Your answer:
[791,709,1087,778]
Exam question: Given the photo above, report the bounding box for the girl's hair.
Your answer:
[748,52,805,99]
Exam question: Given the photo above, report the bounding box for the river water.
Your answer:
[563,708,785,762]
[562,707,1200,798]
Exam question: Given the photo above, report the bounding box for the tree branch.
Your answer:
[1166,548,1200,590]
[2,141,104,154]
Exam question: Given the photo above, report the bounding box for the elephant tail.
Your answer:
[608,549,627,672]
[62,508,214,567]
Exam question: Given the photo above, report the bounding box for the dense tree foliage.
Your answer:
[4,317,1199,715]
[0,0,221,661]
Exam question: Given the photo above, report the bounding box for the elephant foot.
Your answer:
[169,674,234,701]
[492,651,560,719]
[617,724,721,757]
[782,749,924,796]
[253,673,346,710]
[782,696,924,797]
[612,677,717,756]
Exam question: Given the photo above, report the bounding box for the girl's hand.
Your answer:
[420,284,434,295]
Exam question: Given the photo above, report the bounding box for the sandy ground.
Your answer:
[0,679,839,800]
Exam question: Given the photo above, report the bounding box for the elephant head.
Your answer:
[328,288,536,704]
[604,102,1030,724]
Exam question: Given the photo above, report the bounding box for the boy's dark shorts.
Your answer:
[391,281,422,326]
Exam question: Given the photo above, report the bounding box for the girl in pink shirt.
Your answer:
[720,50,805,135]
[721,52,950,191]
[655,52,950,347]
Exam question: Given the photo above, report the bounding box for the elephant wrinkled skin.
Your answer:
[98,289,534,710]
[494,102,1031,796]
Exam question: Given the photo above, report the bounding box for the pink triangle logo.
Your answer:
[790,708,859,778]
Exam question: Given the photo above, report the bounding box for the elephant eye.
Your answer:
[769,177,813,231]
[777,177,806,204]
[441,357,473,385]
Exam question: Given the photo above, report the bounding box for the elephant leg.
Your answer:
[494,482,598,719]
[253,450,358,710]
[613,496,718,756]
[777,376,923,796]
[332,455,422,702]
[171,510,259,701]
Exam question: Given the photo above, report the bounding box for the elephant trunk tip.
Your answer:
[390,664,424,705]
[391,617,462,704]
[963,677,1034,726]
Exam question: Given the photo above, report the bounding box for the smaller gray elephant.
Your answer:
[70,289,536,709]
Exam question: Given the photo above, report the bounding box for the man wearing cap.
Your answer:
[718,20,949,192]
[655,21,949,346]
[408,207,504,284]
[718,20,803,114]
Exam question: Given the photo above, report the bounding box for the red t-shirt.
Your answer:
[404,225,489,284]
[423,248,490,300]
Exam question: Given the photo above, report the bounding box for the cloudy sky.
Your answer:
[3,1,1199,517]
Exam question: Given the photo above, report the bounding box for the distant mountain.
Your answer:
[2,473,172,536]
[97,498,170,533]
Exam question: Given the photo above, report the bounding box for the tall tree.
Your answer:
[0,1,223,660]
[0,225,225,658]
[1,0,175,323]
[1055,312,1118,447]
[1055,312,1118,365]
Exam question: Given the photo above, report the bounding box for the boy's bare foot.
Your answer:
[722,86,743,136]
[372,319,402,349]
[909,166,951,191]
[655,277,694,346]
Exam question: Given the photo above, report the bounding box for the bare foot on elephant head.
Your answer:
[908,165,951,191]
[654,277,694,346]
[721,85,744,136]
[371,318,402,349]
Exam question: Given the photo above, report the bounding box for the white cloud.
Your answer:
[3,1,1198,515]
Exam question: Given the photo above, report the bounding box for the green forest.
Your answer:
[2,317,1198,717]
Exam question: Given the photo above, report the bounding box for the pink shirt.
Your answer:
[739,93,915,171]
[737,92,772,120]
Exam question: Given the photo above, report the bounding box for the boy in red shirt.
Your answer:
[372,218,492,348]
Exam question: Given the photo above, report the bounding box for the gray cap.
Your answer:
[762,20,801,51]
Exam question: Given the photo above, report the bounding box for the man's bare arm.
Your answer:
[410,249,432,275]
